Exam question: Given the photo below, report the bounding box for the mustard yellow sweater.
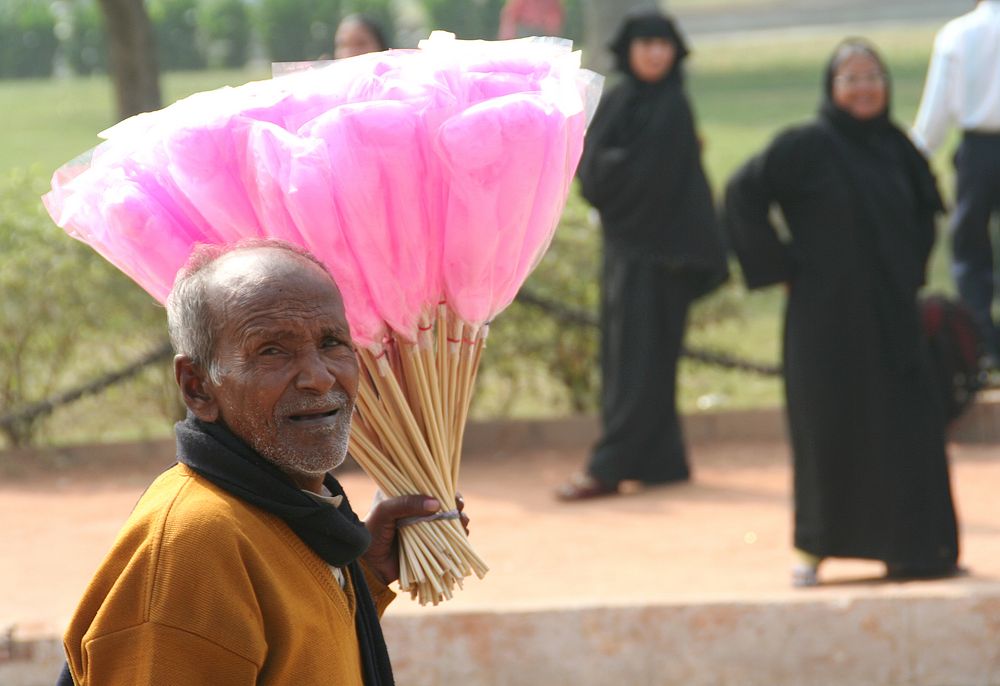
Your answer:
[64,463,395,685]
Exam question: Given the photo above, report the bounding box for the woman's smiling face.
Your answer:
[831,52,888,121]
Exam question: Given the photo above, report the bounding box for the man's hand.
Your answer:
[362,493,469,586]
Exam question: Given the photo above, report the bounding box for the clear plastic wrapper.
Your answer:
[43,32,604,605]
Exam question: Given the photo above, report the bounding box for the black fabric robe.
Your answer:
[724,79,959,567]
[578,11,728,485]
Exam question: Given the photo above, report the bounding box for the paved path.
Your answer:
[3,437,998,636]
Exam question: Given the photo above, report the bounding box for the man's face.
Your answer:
[204,251,359,480]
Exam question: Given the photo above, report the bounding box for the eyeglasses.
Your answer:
[834,72,887,87]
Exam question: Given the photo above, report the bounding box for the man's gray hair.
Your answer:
[165,239,332,383]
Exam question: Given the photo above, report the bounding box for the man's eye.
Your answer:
[260,346,282,356]
[322,337,343,349]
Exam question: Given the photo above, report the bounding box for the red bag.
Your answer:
[920,294,985,422]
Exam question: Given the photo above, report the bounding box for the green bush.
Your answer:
[420,0,505,39]
[200,0,252,69]
[0,2,58,78]
[0,169,168,447]
[150,0,208,70]
[65,0,107,76]
[257,0,340,62]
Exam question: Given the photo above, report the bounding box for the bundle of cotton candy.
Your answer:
[44,32,602,605]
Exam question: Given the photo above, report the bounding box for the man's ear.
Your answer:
[174,355,219,422]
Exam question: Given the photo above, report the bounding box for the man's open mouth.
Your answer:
[289,408,339,422]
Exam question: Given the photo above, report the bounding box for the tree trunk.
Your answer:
[97,0,162,121]
[582,0,647,77]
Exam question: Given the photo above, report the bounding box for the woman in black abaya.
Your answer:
[555,10,728,501]
[724,39,960,585]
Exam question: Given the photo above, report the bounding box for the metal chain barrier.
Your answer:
[0,341,174,437]
[0,292,782,434]
[514,289,782,377]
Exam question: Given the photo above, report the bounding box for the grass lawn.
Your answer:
[0,69,271,174]
[0,23,964,445]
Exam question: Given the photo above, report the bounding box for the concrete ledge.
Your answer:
[7,585,999,686]
[382,587,1000,686]
[460,407,789,456]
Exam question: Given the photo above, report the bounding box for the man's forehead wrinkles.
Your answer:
[232,303,343,340]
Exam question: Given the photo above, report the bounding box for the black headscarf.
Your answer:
[608,8,690,83]
[577,8,727,293]
[816,38,944,369]
[818,38,942,222]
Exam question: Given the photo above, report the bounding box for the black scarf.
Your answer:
[816,41,944,370]
[175,415,394,686]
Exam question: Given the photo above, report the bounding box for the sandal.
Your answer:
[554,474,619,502]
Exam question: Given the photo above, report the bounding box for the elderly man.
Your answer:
[58,240,452,685]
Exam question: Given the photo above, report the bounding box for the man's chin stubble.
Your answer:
[260,417,352,478]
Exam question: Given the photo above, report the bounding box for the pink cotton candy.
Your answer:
[239,121,307,247]
[437,93,551,325]
[42,33,603,345]
[280,136,386,347]
[303,102,425,341]
[163,118,267,244]
[100,182,196,302]
[501,109,588,311]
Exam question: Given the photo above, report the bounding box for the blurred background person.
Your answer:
[334,13,389,59]
[555,9,728,501]
[912,0,1000,373]
[498,0,564,39]
[725,39,960,586]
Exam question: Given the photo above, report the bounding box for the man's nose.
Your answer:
[295,349,337,393]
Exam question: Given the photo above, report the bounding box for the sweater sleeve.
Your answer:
[723,127,810,289]
[75,621,259,686]
[360,560,397,617]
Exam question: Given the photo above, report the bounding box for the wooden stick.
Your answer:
[399,341,450,495]
[452,325,487,487]
[355,379,441,499]
[416,321,449,486]
[436,304,449,423]
[364,351,453,502]
[446,315,463,443]
[346,331,492,605]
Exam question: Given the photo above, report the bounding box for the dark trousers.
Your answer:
[588,248,693,485]
[952,132,1000,359]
